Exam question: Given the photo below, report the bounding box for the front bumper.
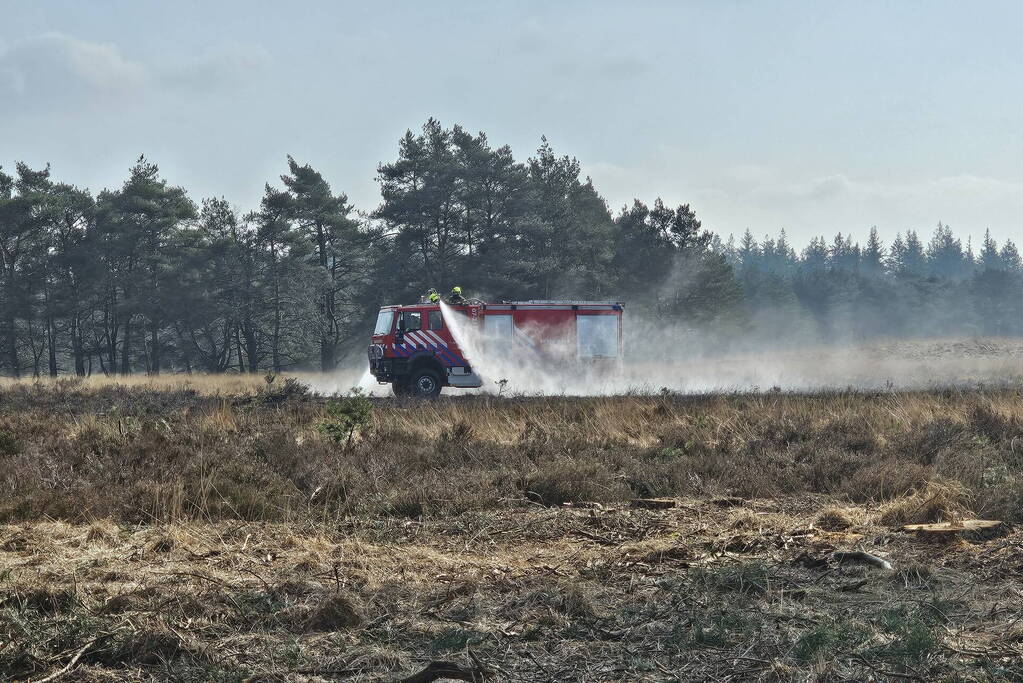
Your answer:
[368,357,408,382]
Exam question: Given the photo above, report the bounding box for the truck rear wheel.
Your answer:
[409,368,442,398]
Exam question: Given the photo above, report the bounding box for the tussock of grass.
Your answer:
[285,592,363,632]
[84,520,119,546]
[815,506,858,531]
[878,481,973,526]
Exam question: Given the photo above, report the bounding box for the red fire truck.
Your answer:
[368,300,624,396]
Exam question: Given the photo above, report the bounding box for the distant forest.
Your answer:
[2,118,1022,376]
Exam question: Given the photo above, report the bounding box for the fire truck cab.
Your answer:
[368,300,624,397]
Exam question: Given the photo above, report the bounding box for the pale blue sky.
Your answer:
[3,1,1023,248]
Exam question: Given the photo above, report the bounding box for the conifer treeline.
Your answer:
[719,224,1023,343]
[2,119,1020,376]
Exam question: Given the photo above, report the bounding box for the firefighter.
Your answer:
[448,286,465,304]
[427,288,440,303]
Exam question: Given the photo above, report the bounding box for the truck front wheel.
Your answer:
[409,368,442,398]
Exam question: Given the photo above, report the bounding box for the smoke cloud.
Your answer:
[316,304,1023,398]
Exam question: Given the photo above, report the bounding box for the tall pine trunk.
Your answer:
[46,316,58,377]
[71,314,86,376]
[121,316,132,375]
[272,301,281,373]
[271,252,282,374]
[4,317,18,378]
[106,329,117,375]
[316,221,335,372]
[149,320,160,375]
[234,326,246,372]
[104,296,118,376]
[243,322,258,373]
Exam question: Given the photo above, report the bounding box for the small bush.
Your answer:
[842,460,931,502]
[0,429,21,456]
[525,583,598,619]
[317,389,373,449]
[286,592,362,632]
[264,376,310,404]
[429,627,485,654]
[970,404,1023,443]
[694,563,773,596]
[792,626,837,663]
[522,457,630,505]
[688,610,758,648]
[99,628,185,666]
[874,608,937,664]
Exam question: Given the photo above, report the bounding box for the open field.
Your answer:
[2,379,1023,681]
[3,337,1023,398]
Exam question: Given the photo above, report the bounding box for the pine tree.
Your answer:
[95,157,196,375]
[926,222,969,279]
[829,232,859,271]
[979,229,1000,271]
[902,230,927,277]
[737,230,759,273]
[1001,240,1022,271]
[281,157,370,371]
[862,227,884,275]
[801,236,828,272]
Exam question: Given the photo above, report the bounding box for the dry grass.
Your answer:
[0,372,274,395]
[878,481,975,527]
[3,381,1023,524]
[814,505,860,531]
[3,504,1021,681]
[2,380,1023,680]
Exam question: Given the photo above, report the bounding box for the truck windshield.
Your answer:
[374,309,395,335]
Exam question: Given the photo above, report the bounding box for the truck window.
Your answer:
[576,315,619,358]
[428,310,443,330]
[374,309,395,335]
[484,314,513,338]
[400,311,422,332]
[483,314,513,353]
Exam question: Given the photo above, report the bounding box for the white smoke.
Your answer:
[313,305,1023,397]
[437,306,1023,395]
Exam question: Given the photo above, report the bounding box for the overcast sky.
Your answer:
[3,1,1023,248]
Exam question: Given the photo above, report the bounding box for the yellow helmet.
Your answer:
[429,292,440,302]
[452,286,462,294]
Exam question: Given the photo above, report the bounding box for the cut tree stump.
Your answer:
[902,519,1007,542]
[630,498,678,510]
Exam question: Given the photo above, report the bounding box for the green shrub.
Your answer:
[792,626,837,662]
[317,389,373,449]
[0,430,20,456]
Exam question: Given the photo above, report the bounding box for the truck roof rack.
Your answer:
[502,300,624,306]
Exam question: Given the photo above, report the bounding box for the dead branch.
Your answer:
[832,550,893,571]
[396,660,487,683]
[34,635,104,683]
[630,498,678,509]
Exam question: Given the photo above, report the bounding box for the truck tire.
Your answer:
[409,368,442,398]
